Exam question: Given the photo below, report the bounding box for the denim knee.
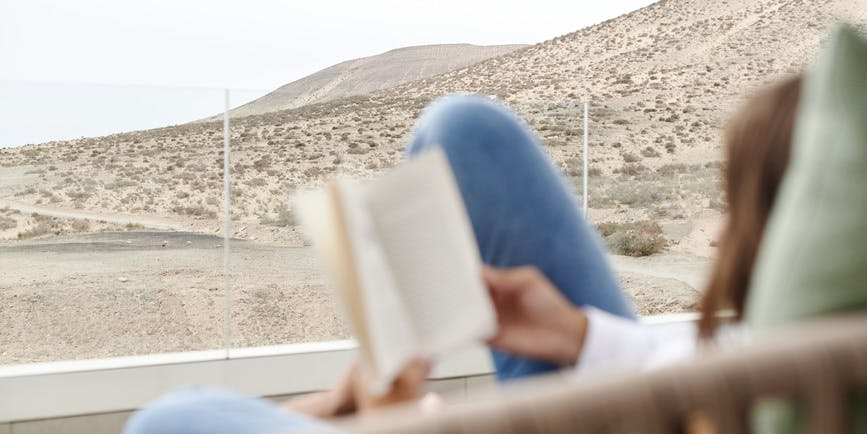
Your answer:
[124,388,203,434]
[123,387,328,434]
[407,94,535,158]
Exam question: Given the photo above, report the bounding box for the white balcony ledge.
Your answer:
[0,312,700,423]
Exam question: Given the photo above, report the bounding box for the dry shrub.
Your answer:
[70,220,90,232]
[253,155,273,171]
[622,152,641,163]
[18,222,55,239]
[259,204,294,227]
[657,163,691,175]
[614,163,649,176]
[246,178,267,188]
[641,146,661,158]
[15,187,37,196]
[172,205,217,219]
[0,216,16,230]
[106,179,137,189]
[596,220,667,257]
[67,190,92,200]
[564,158,582,176]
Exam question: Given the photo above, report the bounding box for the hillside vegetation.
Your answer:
[1,0,863,245]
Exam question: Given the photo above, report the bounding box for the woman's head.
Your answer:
[698,76,802,338]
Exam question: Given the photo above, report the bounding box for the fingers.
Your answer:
[393,358,431,391]
[284,358,362,418]
[483,265,545,295]
[418,392,445,414]
[357,358,431,411]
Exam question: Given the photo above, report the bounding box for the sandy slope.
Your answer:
[227,44,527,117]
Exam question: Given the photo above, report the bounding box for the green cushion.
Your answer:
[746,25,867,328]
[745,26,867,433]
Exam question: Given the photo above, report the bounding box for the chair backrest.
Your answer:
[333,315,867,434]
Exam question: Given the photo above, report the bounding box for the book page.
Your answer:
[296,181,417,393]
[335,180,417,393]
[294,186,375,369]
[363,148,497,356]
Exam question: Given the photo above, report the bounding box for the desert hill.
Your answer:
[1,0,864,245]
[226,44,527,118]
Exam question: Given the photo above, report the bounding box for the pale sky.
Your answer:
[1,0,657,147]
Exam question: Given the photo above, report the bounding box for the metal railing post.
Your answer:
[583,101,589,218]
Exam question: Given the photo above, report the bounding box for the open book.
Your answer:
[296,147,496,393]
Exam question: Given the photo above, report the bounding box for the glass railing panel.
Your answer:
[562,100,721,316]
[225,88,350,349]
[0,81,228,364]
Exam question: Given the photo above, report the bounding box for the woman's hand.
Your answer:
[281,361,357,418]
[283,358,430,418]
[483,266,588,366]
[350,358,430,412]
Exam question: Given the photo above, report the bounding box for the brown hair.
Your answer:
[697,76,802,338]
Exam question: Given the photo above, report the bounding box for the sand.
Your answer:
[0,221,713,364]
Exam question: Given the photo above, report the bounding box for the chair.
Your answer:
[332,315,867,434]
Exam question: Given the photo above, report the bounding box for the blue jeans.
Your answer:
[123,387,332,434]
[124,95,633,434]
[408,95,634,379]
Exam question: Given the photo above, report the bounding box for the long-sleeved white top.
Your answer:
[575,307,744,374]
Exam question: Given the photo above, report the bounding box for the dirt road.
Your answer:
[0,200,186,231]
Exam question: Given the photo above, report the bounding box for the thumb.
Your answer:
[483,265,540,295]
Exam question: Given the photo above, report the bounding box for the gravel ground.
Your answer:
[0,231,701,365]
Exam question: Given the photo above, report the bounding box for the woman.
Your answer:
[124,76,801,433]
[482,75,800,372]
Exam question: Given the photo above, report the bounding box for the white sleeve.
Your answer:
[575,307,699,374]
